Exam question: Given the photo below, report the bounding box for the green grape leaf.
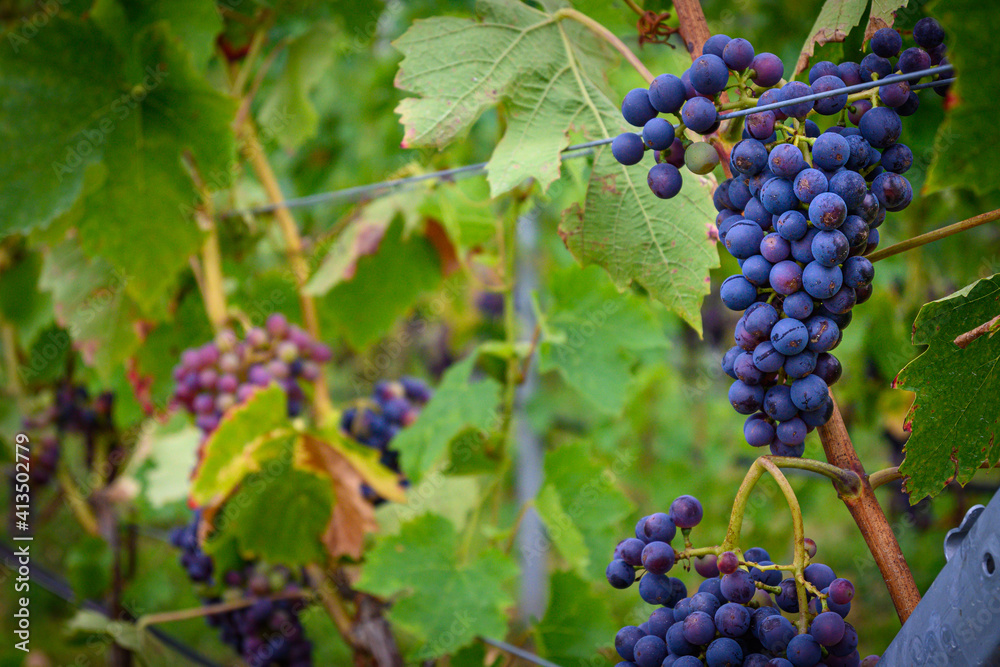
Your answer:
[318,217,442,348]
[391,354,502,482]
[796,0,868,73]
[534,485,590,573]
[259,22,339,148]
[217,468,333,566]
[538,265,670,414]
[895,274,1000,502]
[355,514,517,660]
[189,385,294,506]
[536,442,634,581]
[108,0,224,71]
[533,570,616,663]
[559,149,719,335]
[138,413,202,508]
[393,0,621,197]
[925,0,1000,195]
[0,17,121,235]
[0,251,54,348]
[864,1,908,41]
[302,428,408,503]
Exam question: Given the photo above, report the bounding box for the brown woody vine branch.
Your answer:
[671,0,712,57]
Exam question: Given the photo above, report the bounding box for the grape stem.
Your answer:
[867,208,1000,263]
[185,154,228,332]
[622,0,645,17]
[817,392,921,623]
[136,590,309,629]
[553,9,654,84]
[767,456,862,498]
[868,466,902,490]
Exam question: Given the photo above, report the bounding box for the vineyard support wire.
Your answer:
[218,65,954,218]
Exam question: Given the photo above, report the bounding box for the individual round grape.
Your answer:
[647,163,683,199]
[616,625,647,661]
[733,139,769,175]
[791,374,829,412]
[639,572,675,605]
[750,52,784,86]
[726,220,766,259]
[793,168,828,204]
[670,495,703,528]
[802,262,843,300]
[913,17,945,49]
[747,163,777,195]
[840,216,869,251]
[621,88,658,127]
[616,537,646,566]
[643,117,676,151]
[633,634,668,667]
[705,637,743,667]
[808,60,839,83]
[769,143,807,178]
[607,558,636,588]
[866,227,880,254]
[829,170,867,210]
[721,345,741,379]
[745,302,779,337]
[817,304,853,330]
[756,88,787,122]
[847,99,872,126]
[775,210,808,241]
[829,623,859,657]
[763,384,797,421]
[714,603,751,639]
[880,143,913,174]
[660,138,686,168]
[808,192,847,230]
[695,554,720,578]
[727,179,752,210]
[859,53,892,82]
[759,614,796,653]
[813,352,842,386]
[801,398,835,427]
[774,578,800,613]
[771,318,809,355]
[870,27,902,58]
[812,229,850,267]
[703,33,732,58]
[811,75,848,115]
[746,110,776,140]
[612,132,645,165]
[769,260,803,295]
[720,569,755,604]
[805,562,837,590]
[717,551,739,575]
[777,416,808,445]
[786,633,823,667]
[721,275,758,310]
[635,516,651,542]
[722,38,755,71]
[898,47,931,74]
[666,622,697,657]
[823,286,857,315]
[780,81,814,118]
[811,610,847,646]
[644,512,677,543]
[829,578,855,606]
[685,141,721,173]
[806,315,841,352]
[649,73,687,114]
[813,132,850,171]
[760,178,797,214]
[743,196,771,227]
[833,61,860,86]
[770,440,805,457]
[782,291,814,320]
[745,413,776,447]
[751,342,783,375]
[879,80,911,108]
[859,106,902,148]
[760,233,791,263]
[682,610,717,647]
[735,319,762,351]
[742,255,773,287]
[690,54,730,95]
[647,608,676,639]
[784,350,817,379]
[690,591,721,617]
[871,171,913,211]
[641,541,676,575]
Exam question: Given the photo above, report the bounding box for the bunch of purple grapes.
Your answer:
[173,314,332,435]
[610,18,947,205]
[340,377,432,502]
[22,384,114,485]
[170,513,313,666]
[606,495,878,666]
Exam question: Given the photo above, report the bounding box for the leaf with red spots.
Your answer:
[895,274,1000,502]
[796,0,868,73]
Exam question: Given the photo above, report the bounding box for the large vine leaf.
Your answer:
[864,1,908,41]
[393,0,620,196]
[533,570,616,663]
[925,0,1000,195]
[796,0,868,73]
[894,274,1000,502]
[559,149,718,334]
[355,513,518,660]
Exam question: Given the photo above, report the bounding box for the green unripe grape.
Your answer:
[684,142,720,175]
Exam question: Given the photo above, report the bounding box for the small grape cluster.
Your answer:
[170,513,313,667]
[606,496,878,666]
[609,19,948,208]
[340,377,432,502]
[22,384,114,485]
[173,314,332,435]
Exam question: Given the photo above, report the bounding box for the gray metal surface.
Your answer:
[880,490,1000,666]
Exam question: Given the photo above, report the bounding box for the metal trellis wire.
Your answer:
[218,64,954,219]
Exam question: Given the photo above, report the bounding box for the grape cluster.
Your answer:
[340,377,432,502]
[173,314,332,435]
[170,513,313,666]
[22,384,114,485]
[606,495,879,666]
